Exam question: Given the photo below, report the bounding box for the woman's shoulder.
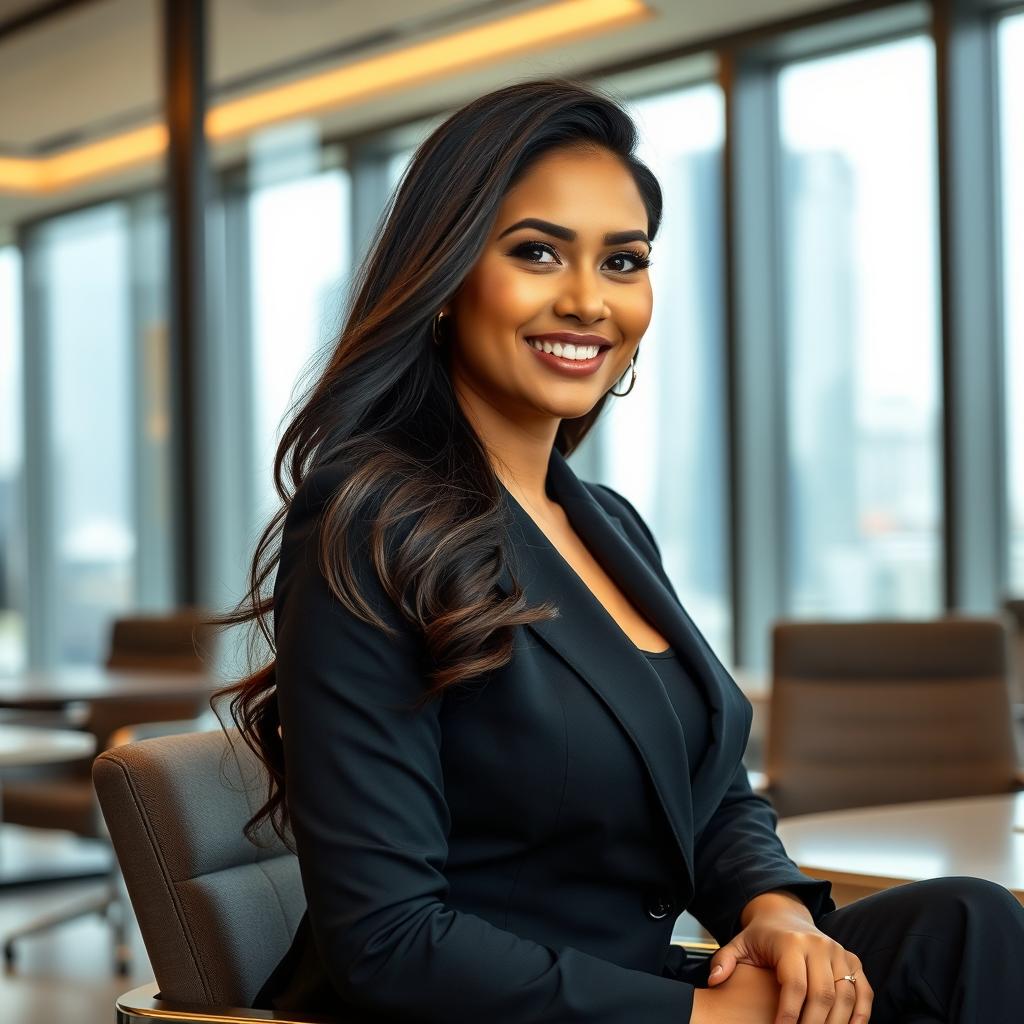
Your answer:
[275,454,419,644]
[290,455,357,511]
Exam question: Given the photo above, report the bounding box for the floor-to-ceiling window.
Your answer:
[1000,11,1024,594]
[0,0,173,668]
[0,246,24,672]
[193,161,351,677]
[248,167,351,527]
[17,195,175,666]
[777,35,942,618]
[33,203,137,663]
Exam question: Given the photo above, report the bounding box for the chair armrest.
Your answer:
[116,981,337,1023]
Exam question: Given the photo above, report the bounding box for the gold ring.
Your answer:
[834,972,858,985]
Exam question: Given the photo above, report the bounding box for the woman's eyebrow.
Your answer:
[497,217,649,247]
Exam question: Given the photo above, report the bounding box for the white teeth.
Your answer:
[527,339,600,361]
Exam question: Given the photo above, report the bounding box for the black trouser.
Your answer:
[680,875,1024,1022]
[810,876,1024,1023]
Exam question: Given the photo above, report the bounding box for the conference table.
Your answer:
[0,665,221,888]
[776,792,1024,907]
[0,664,221,710]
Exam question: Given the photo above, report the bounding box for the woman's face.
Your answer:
[445,145,653,430]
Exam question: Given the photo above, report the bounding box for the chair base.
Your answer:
[3,872,131,975]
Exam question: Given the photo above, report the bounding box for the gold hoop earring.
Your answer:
[432,311,447,347]
[608,353,637,396]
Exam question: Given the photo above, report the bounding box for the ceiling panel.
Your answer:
[0,0,845,153]
[0,0,60,24]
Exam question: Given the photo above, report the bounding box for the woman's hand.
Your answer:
[701,890,873,1024]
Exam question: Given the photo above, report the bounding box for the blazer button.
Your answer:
[645,892,673,920]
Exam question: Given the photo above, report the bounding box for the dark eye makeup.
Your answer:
[507,239,652,273]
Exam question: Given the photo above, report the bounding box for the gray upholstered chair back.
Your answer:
[92,728,304,1007]
[766,617,1021,818]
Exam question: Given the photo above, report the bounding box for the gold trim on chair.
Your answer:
[674,939,719,955]
[115,982,335,1024]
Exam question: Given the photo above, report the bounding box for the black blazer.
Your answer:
[255,445,835,1023]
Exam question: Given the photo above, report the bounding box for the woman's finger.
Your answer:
[833,956,874,1024]
[772,950,810,1024]
[822,956,859,1024]
[796,950,838,1024]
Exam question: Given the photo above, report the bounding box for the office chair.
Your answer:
[104,608,216,672]
[763,617,1024,818]
[92,726,717,1023]
[0,609,216,971]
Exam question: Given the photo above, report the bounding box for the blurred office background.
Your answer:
[0,0,1022,1019]
[3,0,1022,679]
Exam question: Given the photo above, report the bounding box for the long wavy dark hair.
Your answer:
[209,76,664,849]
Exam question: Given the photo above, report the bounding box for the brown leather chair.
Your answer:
[104,608,217,672]
[0,608,217,970]
[763,617,1024,818]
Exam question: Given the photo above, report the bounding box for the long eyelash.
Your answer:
[510,240,652,272]
[620,248,653,270]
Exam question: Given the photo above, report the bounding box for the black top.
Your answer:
[642,645,711,779]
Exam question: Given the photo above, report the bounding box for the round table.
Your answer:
[0,724,103,888]
[0,725,95,779]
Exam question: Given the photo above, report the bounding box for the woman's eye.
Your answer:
[512,241,559,264]
[607,250,652,273]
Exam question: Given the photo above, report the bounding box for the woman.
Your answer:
[218,77,1024,1023]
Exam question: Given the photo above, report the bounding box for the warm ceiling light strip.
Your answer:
[206,0,651,138]
[41,124,170,190]
[0,0,651,196]
[0,156,37,190]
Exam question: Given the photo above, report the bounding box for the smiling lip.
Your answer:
[522,335,611,378]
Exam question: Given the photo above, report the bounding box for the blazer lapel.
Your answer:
[494,446,752,892]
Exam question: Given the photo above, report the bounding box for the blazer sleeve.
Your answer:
[591,482,836,944]
[687,763,836,945]
[273,462,697,1024]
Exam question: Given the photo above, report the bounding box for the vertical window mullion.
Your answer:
[722,49,788,670]
[934,0,1007,611]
